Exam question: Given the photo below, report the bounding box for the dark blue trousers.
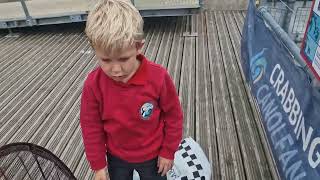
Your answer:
[107,153,167,180]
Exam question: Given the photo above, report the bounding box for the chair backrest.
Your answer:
[0,143,76,180]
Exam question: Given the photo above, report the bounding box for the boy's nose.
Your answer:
[111,64,122,74]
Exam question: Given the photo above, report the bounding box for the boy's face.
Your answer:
[95,43,143,83]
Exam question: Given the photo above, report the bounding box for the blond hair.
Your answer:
[85,0,144,53]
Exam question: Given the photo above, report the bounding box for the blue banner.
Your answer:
[241,1,320,180]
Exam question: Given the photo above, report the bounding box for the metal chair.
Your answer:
[0,143,76,180]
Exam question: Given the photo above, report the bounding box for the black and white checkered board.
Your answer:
[177,139,206,180]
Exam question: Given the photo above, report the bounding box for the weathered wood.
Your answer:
[141,21,152,54]
[0,12,277,180]
[0,34,93,146]
[155,17,176,67]
[206,11,246,180]
[74,151,95,179]
[179,15,196,138]
[233,11,245,31]
[7,45,94,145]
[231,11,280,180]
[195,12,219,180]
[241,10,246,18]
[221,11,272,179]
[0,33,74,111]
[28,38,89,146]
[144,17,165,61]
[0,34,27,53]
[166,16,185,89]
[0,33,53,81]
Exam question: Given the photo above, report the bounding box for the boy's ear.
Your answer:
[136,40,145,53]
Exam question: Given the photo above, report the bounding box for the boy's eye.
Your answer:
[119,57,129,62]
[101,58,111,63]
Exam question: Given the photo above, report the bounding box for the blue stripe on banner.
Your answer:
[241,0,320,180]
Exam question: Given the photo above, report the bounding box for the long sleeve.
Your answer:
[80,80,107,170]
[158,72,183,160]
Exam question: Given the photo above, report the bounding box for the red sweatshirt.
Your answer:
[80,54,183,170]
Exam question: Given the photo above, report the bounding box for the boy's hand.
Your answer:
[94,168,109,180]
[157,156,173,176]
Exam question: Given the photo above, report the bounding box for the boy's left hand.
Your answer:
[157,156,173,176]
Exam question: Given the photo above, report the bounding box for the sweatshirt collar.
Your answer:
[127,54,148,85]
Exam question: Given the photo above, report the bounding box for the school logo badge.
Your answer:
[140,102,154,120]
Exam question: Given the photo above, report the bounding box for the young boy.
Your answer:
[80,0,183,179]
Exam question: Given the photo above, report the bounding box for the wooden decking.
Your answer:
[0,11,277,180]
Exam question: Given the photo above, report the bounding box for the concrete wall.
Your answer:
[0,0,30,3]
[204,0,248,10]
[0,0,248,10]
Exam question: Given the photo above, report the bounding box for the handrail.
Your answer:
[19,0,34,26]
[258,7,318,85]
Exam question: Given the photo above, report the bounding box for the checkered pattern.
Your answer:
[177,139,206,180]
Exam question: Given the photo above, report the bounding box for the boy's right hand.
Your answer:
[94,168,109,180]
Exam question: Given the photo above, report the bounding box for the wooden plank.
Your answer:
[0,34,24,51]
[166,16,185,89]
[24,107,84,179]
[0,10,278,180]
[27,47,89,147]
[221,11,272,179]
[51,111,83,177]
[0,33,75,111]
[3,48,93,145]
[195,12,219,180]
[0,33,9,42]
[46,55,96,179]
[230,11,280,180]
[144,17,165,61]
[155,17,176,67]
[1,33,85,173]
[0,152,22,179]
[1,42,95,180]
[0,35,55,102]
[0,34,42,61]
[0,32,24,45]
[141,20,152,54]
[241,11,246,18]
[36,57,97,177]
[11,153,38,180]
[0,33,59,83]
[232,11,245,32]
[206,11,246,179]
[179,15,196,138]
[74,152,94,179]
[60,127,83,172]
[41,95,80,149]
[45,104,81,165]
[0,33,51,75]
[22,97,82,179]
[45,104,80,156]
[0,34,92,146]
[27,37,89,146]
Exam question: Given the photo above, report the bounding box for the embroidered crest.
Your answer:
[140,102,154,120]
